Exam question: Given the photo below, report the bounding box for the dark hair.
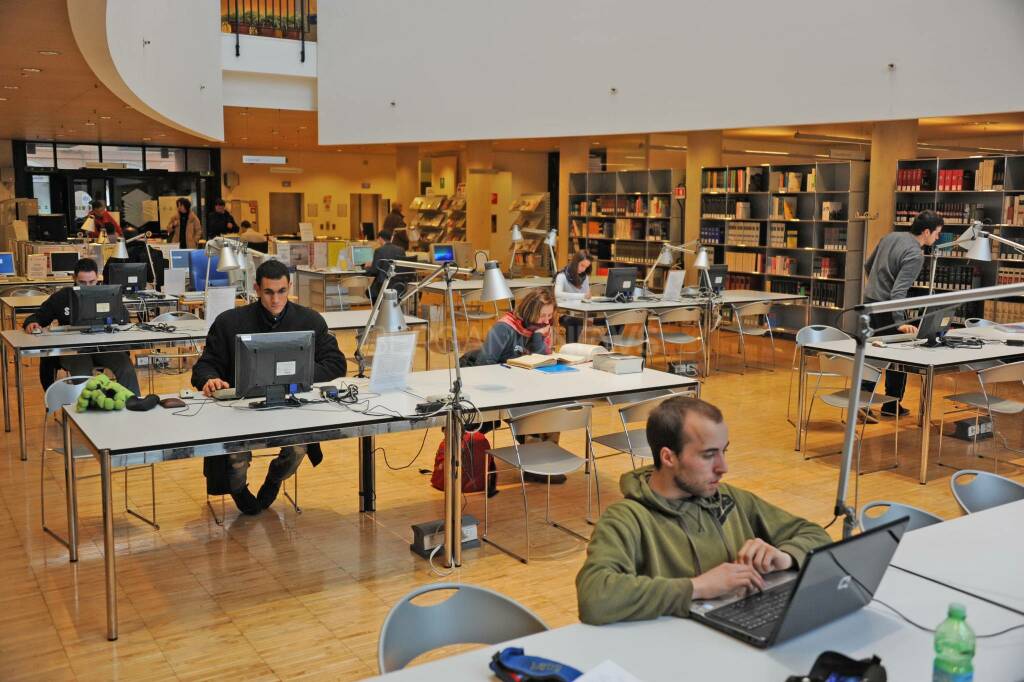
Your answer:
[213,198,226,207]
[515,287,555,325]
[123,226,139,239]
[74,257,99,275]
[646,396,724,469]
[255,259,290,285]
[241,220,251,229]
[103,223,117,235]
[176,197,192,212]
[379,228,394,242]
[90,199,105,210]
[562,249,593,288]
[910,209,944,236]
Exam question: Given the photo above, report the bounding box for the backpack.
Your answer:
[431,431,495,494]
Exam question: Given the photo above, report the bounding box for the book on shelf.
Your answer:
[811,281,843,309]
[822,226,848,250]
[813,255,841,279]
[984,300,1024,325]
[764,255,798,276]
[770,196,798,220]
[769,171,807,193]
[897,168,932,192]
[1003,195,1024,226]
[918,263,980,290]
[725,274,758,290]
[996,266,1024,285]
[725,221,761,246]
[700,223,725,244]
[821,201,845,220]
[724,251,762,273]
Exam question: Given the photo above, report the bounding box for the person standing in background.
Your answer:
[166,197,203,249]
[205,198,237,240]
[85,199,121,238]
[383,202,406,231]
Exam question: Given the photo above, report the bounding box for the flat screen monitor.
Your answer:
[106,262,148,293]
[49,251,80,275]
[28,214,69,242]
[917,307,954,347]
[70,285,127,330]
[605,267,638,302]
[705,264,728,293]
[431,243,455,264]
[170,249,195,270]
[234,330,315,408]
[0,251,15,275]
[350,245,375,267]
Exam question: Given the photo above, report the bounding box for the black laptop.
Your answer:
[689,517,909,648]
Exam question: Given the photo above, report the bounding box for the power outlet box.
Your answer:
[410,515,480,559]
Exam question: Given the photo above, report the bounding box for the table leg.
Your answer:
[919,367,935,485]
[425,323,431,370]
[2,339,9,432]
[15,349,26,461]
[63,416,79,562]
[101,451,118,641]
[795,347,807,451]
[358,435,375,512]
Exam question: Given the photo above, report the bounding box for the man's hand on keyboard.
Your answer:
[692,561,765,600]
[898,324,918,335]
[737,538,793,574]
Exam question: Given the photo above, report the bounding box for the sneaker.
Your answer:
[230,487,262,515]
[880,403,910,418]
[857,409,879,425]
[257,478,282,509]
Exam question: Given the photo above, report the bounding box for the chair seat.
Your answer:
[593,429,652,459]
[488,441,587,476]
[720,324,770,337]
[819,389,898,410]
[602,334,646,347]
[944,392,1024,414]
[51,445,100,460]
[661,332,699,345]
[463,312,497,321]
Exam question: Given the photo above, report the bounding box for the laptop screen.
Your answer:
[0,252,14,275]
[432,244,455,264]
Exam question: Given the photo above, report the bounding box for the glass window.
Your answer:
[101,145,143,170]
[187,149,212,172]
[56,143,100,169]
[31,175,51,213]
[145,146,187,171]
[26,142,55,168]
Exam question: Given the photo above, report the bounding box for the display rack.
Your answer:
[509,192,551,273]
[408,194,467,247]
[699,161,868,333]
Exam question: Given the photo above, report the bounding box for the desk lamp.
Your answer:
[544,228,558,276]
[641,240,700,294]
[929,220,1024,293]
[508,224,524,275]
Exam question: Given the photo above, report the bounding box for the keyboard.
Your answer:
[589,296,616,303]
[869,332,915,344]
[707,584,794,631]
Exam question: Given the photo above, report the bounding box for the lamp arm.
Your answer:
[981,231,1024,254]
[397,261,462,305]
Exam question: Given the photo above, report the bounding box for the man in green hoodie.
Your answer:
[576,396,830,626]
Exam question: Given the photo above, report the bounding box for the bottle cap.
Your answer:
[948,602,967,619]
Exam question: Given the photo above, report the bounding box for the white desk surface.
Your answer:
[947,324,1024,341]
[295,266,366,276]
[65,365,696,456]
[368,568,1023,681]
[558,289,805,313]
[320,310,427,330]
[424,277,553,292]
[804,337,1024,370]
[892,499,1024,614]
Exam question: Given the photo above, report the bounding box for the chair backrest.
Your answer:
[378,583,547,673]
[964,318,996,328]
[340,275,370,289]
[7,287,50,297]
[606,388,673,406]
[152,311,199,323]
[605,309,648,327]
[44,375,91,417]
[796,324,851,346]
[509,402,591,438]
[949,469,1024,513]
[734,300,774,317]
[618,393,674,426]
[816,353,884,384]
[654,306,702,325]
[977,358,1024,388]
[589,282,606,297]
[859,500,943,532]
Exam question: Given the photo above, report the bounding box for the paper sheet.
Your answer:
[578,660,644,682]
[204,286,236,330]
[163,268,187,295]
[368,331,418,393]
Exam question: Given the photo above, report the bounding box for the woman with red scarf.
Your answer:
[478,288,555,366]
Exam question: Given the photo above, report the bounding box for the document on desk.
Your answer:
[369,331,418,393]
[578,660,643,682]
[204,286,236,331]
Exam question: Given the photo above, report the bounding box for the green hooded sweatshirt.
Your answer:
[576,466,831,626]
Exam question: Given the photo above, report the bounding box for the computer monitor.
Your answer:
[431,243,455,264]
[452,242,477,270]
[49,251,79,275]
[703,264,728,294]
[0,252,15,276]
[70,285,127,331]
[234,330,315,408]
[106,262,148,293]
[605,267,638,302]
[169,249,195,270]
[28,214,69,242]
[917,307,954,347]
[350,245,375,267]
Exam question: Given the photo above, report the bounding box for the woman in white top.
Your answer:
[554,249,592,343]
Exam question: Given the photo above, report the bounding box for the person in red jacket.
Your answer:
[86,199,121,238]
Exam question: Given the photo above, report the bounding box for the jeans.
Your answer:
[59,352,141,395]
[860,311,907,401]
[561,316,582,344]
[224,445,308,493]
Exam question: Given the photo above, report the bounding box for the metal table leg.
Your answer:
[2,338,9,432]
[101,451,118,640]
[425,323,431,370]
[64,415,79,562]
[359,435,375,512]
[795,347,807,451]
[919,367,935,485]
[15,349,26,460]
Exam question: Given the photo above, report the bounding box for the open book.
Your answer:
[506,343,608,369]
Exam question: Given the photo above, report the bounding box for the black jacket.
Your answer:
[191,300,346,390]
[205,210,237,240]
[24,287,74,328]
[365,242,406,300]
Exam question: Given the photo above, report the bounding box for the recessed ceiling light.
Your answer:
[142,137,152,141]
[591,141,600,145]
[298,125,307,130]
[271,130,279,135]
[0,97,6,102]
[84,121,96,126]
[240,111,248,116]
[99,115,111,120]
[3,85,19,90]
[67,129,76,133]
[240,136,248,141]
[38,50,60,56]
[21,67,41,73]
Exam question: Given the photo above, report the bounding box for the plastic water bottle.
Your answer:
[933,603,975,682]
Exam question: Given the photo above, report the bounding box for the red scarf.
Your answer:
[499,311,552,353]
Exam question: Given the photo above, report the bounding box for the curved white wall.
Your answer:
[69,0,224,141]
[317,0,1024,145]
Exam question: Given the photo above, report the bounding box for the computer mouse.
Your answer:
[30,327,42,334]
[159,397,187,409]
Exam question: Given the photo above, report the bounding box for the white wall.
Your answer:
[221,35,317,110]
[317,0,1024,145]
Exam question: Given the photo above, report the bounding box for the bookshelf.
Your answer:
[408,193,467,247]
[509,192,551,274]
[699,161,868,333]
[567,169,684,288]
[894,154,1024,324]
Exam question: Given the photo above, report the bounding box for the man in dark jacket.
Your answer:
[382,203,405,231]
[204,198,237,241]
[364,228,406,301]
[191,259,347,514]
[24,258,141,393]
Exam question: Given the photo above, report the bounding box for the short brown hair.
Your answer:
[515,287,555,325]
[646,396,724,469]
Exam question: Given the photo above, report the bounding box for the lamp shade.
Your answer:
[375,289,408,332]
[113,239,129,260]
[511,224,524,243]
[480,260,513,302]
[216,242,241,271]
[965,235,993,262]
[656,243,675,267]
[544,229,558,247]
[693,247,711,271]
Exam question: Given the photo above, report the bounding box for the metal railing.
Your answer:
[221,0,317,62]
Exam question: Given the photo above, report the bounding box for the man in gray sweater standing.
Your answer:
[861,210,944,417]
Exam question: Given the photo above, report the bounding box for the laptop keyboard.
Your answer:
[708,584,794,631]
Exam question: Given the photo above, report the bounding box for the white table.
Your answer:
[423,276,554,293]
[368,512,1024,681]
[61,364,698,640]
[0,293,48,329]
[799,334,1024,483]
[1,311,428,461]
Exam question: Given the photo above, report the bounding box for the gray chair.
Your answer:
[649,306,704,372]
[593,393,676,468]
[338,275,371,308]
[602,309,648,353]
[718,300,777,373]
[859,500,943,532]
[377,583,547,673]
[484,402,597,563]
[964,318,996,328]
[460,288,501,344]
[6,286,51,297]
[787,325,851,425]
[949,469,1024,514]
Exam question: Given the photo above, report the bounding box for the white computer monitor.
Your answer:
[431,243,455,264]
[0,251,16,276]
[350,244,375,267]
[49,251,80,275]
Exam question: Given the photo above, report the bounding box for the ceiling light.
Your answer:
[38,50,60,56]
[742,149,789,155]
[591,141,601,146]
[271,130,279,135]
[99,115,111,120]
[793,132,870,146]
[240,136,248,141]
[0,97,6,102]
[21,67,41,73]
[240,111,248,116]
[142,137,151,141]
[298,125,307,130]
[3,85,19,90]
[84,121,96,126]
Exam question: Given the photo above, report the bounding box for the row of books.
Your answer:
[725,274,758,290]
[769,169,816,193]
[975,159,1004,191]
[764,255,799,276]
[897,168,932,192]
[612,219,646,240]
[724,251,761,273]
[570,219,611,238]
[995,238,1024,261]
[702,167,766,193]
[701,196,753,219]
[820,201,845,220]
[725,221,761,246]
[611,242,659,265]
[983,300,1024,324]
[936,169,975,192]
[769,223,800,248]
[810,282,844,309]
[822,227,848,251]
[915,263,979,290]
[813,255,842,279]
[621,196,670,218]
[1002,195,1024,226]
[935,202,985,224]
[770,279,807,296]
[895,201,933,224]
[699,224,725,244]
[770,196,798,220]
[995,266,1024,285]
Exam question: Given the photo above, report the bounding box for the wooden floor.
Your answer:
[2,328,1022,680]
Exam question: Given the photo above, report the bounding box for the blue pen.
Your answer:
[499,363,512,369]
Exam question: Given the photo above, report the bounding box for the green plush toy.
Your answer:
[76,374,135,412]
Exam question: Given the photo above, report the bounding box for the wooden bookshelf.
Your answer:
[699,161,868,333]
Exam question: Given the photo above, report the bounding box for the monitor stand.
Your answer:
[250,384,302,409]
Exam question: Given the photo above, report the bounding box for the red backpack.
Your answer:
[431,431,495,494]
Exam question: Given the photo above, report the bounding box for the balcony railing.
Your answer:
[221,0,317,61]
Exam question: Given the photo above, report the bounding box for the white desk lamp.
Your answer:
[204,236,267,299]
[641,239,700,294]
[509,224,524,275]
[544,228,558,276]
